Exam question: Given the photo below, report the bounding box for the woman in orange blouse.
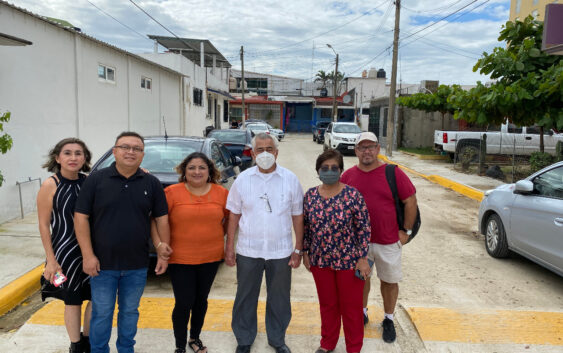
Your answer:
[166,152,229,353]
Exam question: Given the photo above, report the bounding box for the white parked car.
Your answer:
[323,122,362,154]
[478,161,563,276]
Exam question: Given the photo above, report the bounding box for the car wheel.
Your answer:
[313,135,316,142]
[485,213,509,258]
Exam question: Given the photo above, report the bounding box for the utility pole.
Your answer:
[386,0,400,157]
[332,54,339,122]
[240,46,246,123]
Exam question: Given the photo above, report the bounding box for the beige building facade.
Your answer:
[510,0,560,21]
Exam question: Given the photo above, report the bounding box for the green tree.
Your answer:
[314,70,330,89]
[456,16,562,151]
[0,111,14,187]
[328,70,345,94]
[397,84,462,129]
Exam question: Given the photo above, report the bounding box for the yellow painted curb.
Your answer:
[400,151,448,160]
[406,307,563,345]
[29,297,384,338]
[378,154,485,201]
[426,175,484,201]
[0,264,44,317]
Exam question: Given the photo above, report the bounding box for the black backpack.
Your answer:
[385,164,421,243]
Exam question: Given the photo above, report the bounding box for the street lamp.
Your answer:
[327,44,339,122]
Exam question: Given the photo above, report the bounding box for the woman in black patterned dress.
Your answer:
[37,138,93,353]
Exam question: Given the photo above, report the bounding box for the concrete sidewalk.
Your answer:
[0,149,513,352]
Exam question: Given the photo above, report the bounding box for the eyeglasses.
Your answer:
[259,193,272,213]
[356,144,378,152]
[319,166,340,172]
[114,145,144,153]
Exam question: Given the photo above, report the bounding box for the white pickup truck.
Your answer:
[434,123,563,158]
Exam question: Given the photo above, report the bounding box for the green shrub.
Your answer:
[530,152,553,173]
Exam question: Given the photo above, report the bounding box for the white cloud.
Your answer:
[9,0,511,85]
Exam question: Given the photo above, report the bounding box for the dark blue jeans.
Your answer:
[89,268,147,353]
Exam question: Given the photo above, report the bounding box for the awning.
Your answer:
[207,87,235,100]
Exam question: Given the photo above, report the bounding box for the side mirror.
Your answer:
[548,129,554,136]
[233,156,242,167]
[514,180,534,194]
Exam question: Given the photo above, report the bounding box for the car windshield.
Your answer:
[247,124,269,131]
[317,122,330,128]
[95,139,202,173]
[334,124,361,133]
[209,130,247,144]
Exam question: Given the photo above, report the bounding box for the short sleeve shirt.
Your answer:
[340,164,416,245]
[226,165,304,260]
[165,183,229,265]
[75,163,168,270]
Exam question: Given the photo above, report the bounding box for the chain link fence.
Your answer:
[451,134,563,183]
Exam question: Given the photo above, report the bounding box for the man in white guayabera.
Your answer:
[225,132,304,353]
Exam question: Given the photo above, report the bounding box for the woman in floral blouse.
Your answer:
[303,149,371,353]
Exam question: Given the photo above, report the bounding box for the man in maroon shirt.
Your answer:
[340,132,418,343]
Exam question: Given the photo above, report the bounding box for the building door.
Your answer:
[287,103,313,132]
[369,107,380,138]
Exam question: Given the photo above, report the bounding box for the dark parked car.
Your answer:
[207,129,254,171]
[312,121,330,144]
[91,136,241,190]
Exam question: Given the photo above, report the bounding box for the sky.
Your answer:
[9,0,511,85]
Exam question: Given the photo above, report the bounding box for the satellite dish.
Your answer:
[343,95,352,104]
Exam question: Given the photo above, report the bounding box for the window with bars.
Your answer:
[193,88,203,106]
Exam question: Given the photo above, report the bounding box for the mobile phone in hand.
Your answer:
[53,271,67,287]
[355,258,374,280]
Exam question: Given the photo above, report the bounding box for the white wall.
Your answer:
[0,3,183,222]
[345,77,389,104]
[140,53,232,136]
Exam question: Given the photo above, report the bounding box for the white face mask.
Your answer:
[255,151,276,170]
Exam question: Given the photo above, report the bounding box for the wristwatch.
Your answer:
[294,249,303,256]
[405,229,413,236]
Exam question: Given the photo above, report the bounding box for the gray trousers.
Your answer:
[231,254,292,347]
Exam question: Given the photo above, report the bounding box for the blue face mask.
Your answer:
[318,169,340,185]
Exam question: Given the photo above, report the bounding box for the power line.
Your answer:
[400,0,491,50]
[128,0,180,39]
[227,0,392,57]
[127,0,217,60]
[85,0,148,41]
[402,0,464,14]
[346,44,392,76]
[400,0,479,43]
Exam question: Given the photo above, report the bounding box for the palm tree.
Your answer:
[328,70,345,95]
[314,70,330,89]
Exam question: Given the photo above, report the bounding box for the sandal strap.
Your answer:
[189,339,206,353]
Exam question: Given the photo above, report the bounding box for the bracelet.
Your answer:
[156,242,163,249]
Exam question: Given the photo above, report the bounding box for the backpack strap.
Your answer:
[385,164,404,231]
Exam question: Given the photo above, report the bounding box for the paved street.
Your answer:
[1,134,562,353]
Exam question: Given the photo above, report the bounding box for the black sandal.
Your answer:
[188,338,207,353]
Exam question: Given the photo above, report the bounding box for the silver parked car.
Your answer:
[478,161,563,276]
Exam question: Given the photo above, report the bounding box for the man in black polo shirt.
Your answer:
[75,131,170,353]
